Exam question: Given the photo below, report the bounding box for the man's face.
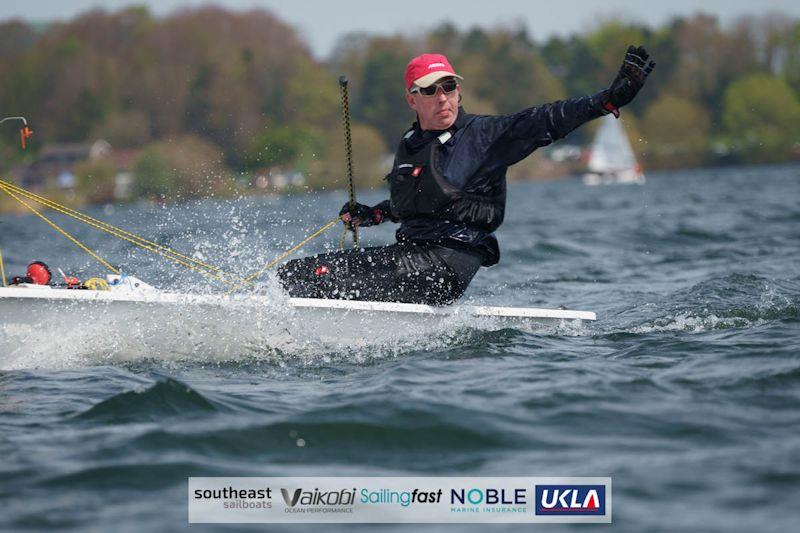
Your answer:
[405,77,461,131]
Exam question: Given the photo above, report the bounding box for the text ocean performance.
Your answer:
[188,477,612,523]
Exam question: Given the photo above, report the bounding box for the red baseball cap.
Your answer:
[405,53,463,91]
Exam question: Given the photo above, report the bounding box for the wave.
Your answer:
[74,378,221,423]
[671,226,737,243]
[608,272,799,335]
[527,240,591,260]
[128,415,509,459]
[718,365,800,393]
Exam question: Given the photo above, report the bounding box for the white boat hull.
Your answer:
[582,169,645,186]
[0,285,595,369]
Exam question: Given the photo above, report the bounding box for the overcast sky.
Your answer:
[3,0,799,58]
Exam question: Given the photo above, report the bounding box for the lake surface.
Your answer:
[1,164,798,532]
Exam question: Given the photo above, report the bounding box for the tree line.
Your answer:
[0,6,799,204]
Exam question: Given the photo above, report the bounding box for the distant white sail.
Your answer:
[587,115,638,174]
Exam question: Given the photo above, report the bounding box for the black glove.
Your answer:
[339,202,386,228]
[601,45,655,117]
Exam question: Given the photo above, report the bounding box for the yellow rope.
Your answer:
[0,180,212,270]
[0,182,249,285]
[0,179,343,293]
[0,179,244,284]
[0,185,120,274]
[225,216,341,294]
[0,246,6,287]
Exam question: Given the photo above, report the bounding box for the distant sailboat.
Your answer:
[582,114,645,186]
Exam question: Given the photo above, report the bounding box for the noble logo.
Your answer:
[534,485,605,516]
[450,488,527,505]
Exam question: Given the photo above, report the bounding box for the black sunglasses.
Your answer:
[410,79,459,96]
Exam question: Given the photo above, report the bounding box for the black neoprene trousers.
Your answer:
[277,241,483,305]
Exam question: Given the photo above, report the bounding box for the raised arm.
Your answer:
[482,46,655,170]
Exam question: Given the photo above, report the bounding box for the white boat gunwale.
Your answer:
[0,286,596,321]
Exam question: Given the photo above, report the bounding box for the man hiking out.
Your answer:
[278,46,655,305]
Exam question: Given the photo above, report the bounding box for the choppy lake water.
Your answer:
[1,164,798,532]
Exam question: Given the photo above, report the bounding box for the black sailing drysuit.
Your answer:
[278,94,608,305]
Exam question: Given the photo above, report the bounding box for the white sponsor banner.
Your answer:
[188,476,611,524]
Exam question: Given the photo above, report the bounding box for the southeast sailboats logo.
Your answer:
[534,485,605,516]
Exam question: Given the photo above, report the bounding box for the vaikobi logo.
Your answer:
[534,485,605,516]
[280,487,356,514]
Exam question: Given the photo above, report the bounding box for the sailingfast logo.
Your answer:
[534,485,605,516]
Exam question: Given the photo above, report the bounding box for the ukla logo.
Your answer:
[534,485,605,516]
